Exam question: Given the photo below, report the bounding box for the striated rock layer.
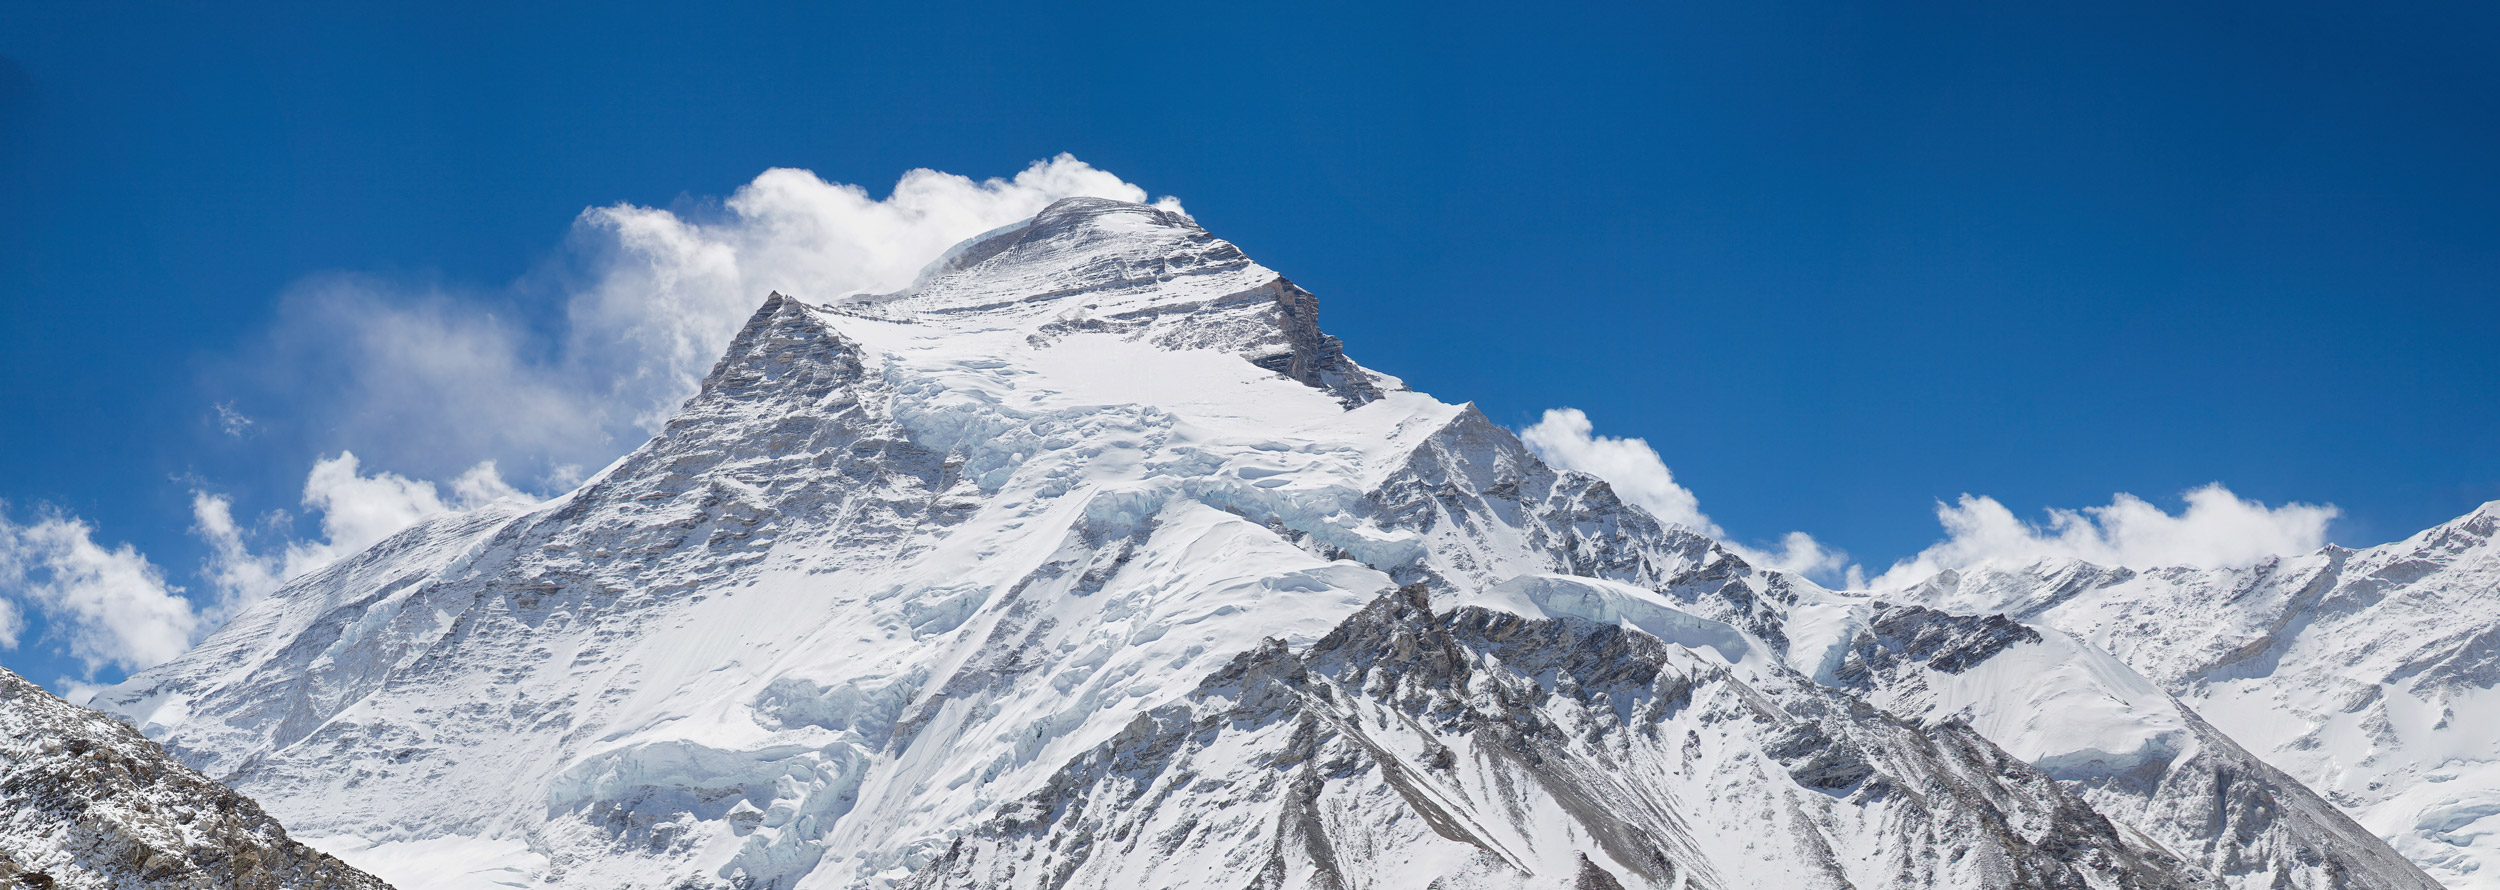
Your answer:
[95,197,2441,890]
[0,666,391,890]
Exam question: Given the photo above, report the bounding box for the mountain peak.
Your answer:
[903,197,1205,291]
[688,290,857,405]
[825,197,1385,405]
[1023,194,1197,235]
[846,196,1252,318]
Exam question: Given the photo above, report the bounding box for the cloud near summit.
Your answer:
[232,154,1176,631]
[259,155,1180,486]
[576,159,1186,437]
[1520,408,1851,583]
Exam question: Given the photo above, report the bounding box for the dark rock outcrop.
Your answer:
[0,667,391,890]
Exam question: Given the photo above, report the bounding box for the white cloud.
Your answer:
[1518,408,1850,584]
[0,452,519,678]
[0,508,201,675]
[1867,485,2338,589]
[254,154,1173,484]
[449,460,528,507]
[52,676,104,707]
[190,492,281,620]
[292,451,454,566]
[194,452,525,617]
[1519,408,1713,533]
[255,283,619,486]
[1758,530,1853,584]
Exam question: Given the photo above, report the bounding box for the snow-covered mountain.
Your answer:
[0,665,392,889]
[1902,501,2500,889]
[909,583,2223,890]
[92,197,2443,889]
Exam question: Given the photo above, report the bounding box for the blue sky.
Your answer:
[3,0,2496,691]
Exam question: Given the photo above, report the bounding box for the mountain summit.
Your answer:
[94,200,2442,890]
[843,196,1378,405]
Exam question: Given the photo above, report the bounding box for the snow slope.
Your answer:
[1903,503,2500,889]
[0,665,391,889]
[93,197,2439,890]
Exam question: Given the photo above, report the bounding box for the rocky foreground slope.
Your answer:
[0,666,390,890]
[92,197,2446,890]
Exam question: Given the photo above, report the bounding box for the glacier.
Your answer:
[89,196,2451,889]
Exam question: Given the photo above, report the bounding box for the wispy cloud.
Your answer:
[213,401,253,437]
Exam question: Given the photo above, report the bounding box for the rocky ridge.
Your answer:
[0,666,391,890]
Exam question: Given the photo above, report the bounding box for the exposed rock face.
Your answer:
[0,667,391,890]
[1248,276,1381,406]
[90,197,2443,890]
